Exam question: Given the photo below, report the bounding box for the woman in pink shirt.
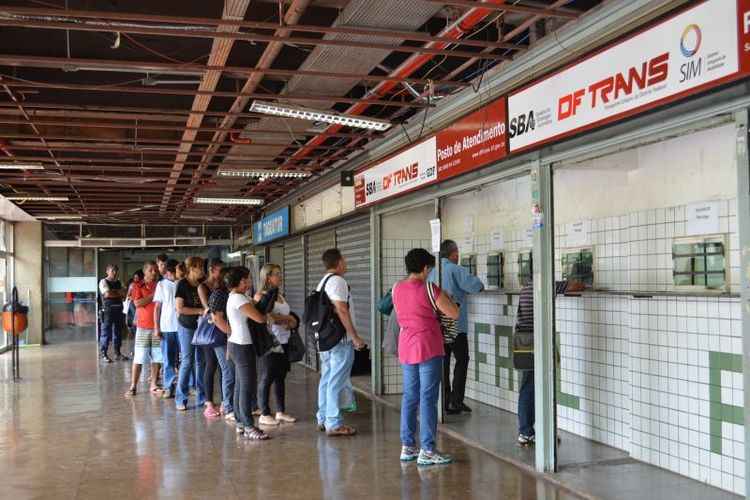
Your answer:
[392,248,458,466]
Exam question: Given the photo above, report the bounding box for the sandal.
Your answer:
[150,386,163,395]
[124,387,136,397]
[203,406,221,418]
[243,426,270,441]
[326,425,357,437]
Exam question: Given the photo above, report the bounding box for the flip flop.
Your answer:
[326,425,357,437]
[124,388,136,397]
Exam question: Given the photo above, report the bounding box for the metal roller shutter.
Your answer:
[305,229,336,370]
[282,237,306,366]
[335,216,371,342]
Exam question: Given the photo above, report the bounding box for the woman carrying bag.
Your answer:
[225,266,270,441]
[392,248,459,466]
[254,264,298,426]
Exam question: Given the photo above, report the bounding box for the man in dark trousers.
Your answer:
[431,240,484,414]
[99,264,128,363]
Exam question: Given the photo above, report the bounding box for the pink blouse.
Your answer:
[393,279,444,365]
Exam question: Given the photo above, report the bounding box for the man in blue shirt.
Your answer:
[430,240,484,414]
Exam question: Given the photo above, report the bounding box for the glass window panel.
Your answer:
[706,255,725,272]
[694,258,705,272]
[673,257,693,274]
[672,243,693,255]
[674,274,694,286]
[706,273,726,289]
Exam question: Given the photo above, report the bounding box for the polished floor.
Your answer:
[0,340,580,500]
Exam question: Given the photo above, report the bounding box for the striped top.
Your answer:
[515,280,568,333]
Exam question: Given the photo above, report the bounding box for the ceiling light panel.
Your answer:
[194,197,264,206]
[249,101,392,131]
[216,169,311,179]
[0,163,45,170]
[6,196,69,201]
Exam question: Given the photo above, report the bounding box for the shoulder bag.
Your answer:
[426,282,459,344]
[286,311,306,363]
[192,314,220,347]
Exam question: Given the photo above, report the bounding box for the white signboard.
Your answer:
[462,234,475,254]
[567,220,591,247]
[687,201,721,235]
[491,230,505,251]
[429,219,442,253]
[353,137,437,206]
[508,0,739,152]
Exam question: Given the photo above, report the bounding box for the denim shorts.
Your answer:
[133,328,163,365]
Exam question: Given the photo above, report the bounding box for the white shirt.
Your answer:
[317,273,356,328]
[153,279,179,332]
[227,292,253,345]
[270,299,291,345]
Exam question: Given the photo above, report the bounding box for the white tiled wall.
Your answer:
[453,199,744,495]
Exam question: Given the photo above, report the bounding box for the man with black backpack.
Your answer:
[308,248,366,437]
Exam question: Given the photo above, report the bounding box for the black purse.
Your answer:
[249,288,280,357]
[286,312,305,363]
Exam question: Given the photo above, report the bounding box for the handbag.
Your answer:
[286,311,305,363]
[382,283,401,356]
[512,326,534,370]
[192,314,220,347]
[377,290,393,315]
[425,283,459,344]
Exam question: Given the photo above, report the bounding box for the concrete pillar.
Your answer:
[14,222,43,345]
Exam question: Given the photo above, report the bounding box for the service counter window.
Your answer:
[460,254,477,276]
[518,252,533,287]
[672,237,726,290]
[561,249,594,288]
[486,253,504,289]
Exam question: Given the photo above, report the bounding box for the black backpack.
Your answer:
[303,274,345,352]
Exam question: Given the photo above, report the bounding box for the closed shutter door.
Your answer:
[304,229,336,370]
[282,236,304,334]
[335,216,371,342]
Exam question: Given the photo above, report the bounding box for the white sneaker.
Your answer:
[275,412,297,423]
[400,446,419,462]
[258,414,279,426]
[417,449,453,466]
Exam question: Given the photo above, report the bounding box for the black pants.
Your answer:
[229,343,257,427]
[258,346,289,415]
[443,332,469,408]
[202,346,219,404]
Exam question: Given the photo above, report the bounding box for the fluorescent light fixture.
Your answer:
[249,101,392,131]
[6,196,69,201]
[36,214,82,220]
[194,197,264,206]
[227,251,242,259]
[216,168,311,179]
[179,215,236,222]
[0,162,45,170]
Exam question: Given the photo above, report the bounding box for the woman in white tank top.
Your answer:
[254,264,298,426]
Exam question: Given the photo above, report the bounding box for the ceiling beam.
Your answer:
[422,0,579,18]
[0,5,528,50]
[0,79,427,109]
[0,55,470,88]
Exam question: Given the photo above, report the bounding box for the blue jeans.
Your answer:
[160,332,178,391]
[400,355,442,452]
[214,344,235,413]
[99,315,123,355]
[316,340,354,431]
[176,325,205,407]
[518,370,535,436]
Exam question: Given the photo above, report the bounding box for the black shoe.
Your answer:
[460,403,472,413]
[115,353,130,361]
[445,405,461,415]
[100,353,113,364]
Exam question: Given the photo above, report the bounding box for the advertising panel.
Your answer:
[354,99,507,208]
[509,0,744,152]
[252,206,290,245]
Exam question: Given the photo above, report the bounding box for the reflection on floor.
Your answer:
[350,374,740,500]
[0,341,578,500]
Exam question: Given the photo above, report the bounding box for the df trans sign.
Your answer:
[508,0,750,153]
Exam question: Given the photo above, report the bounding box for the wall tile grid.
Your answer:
[457,198,743,495]
[381,238,430,395]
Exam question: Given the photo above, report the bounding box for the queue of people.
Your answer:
[99,244,505,463]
